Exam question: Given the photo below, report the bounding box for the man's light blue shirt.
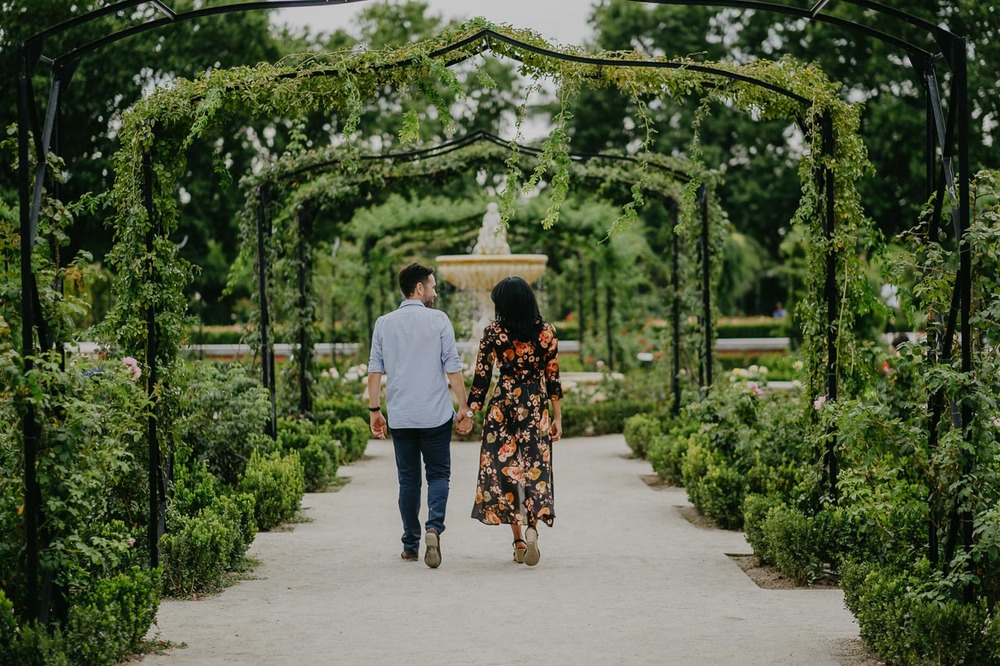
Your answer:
[368,299,462,429]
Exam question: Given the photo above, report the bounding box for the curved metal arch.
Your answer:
[268,129,701,186]
[53,18,814,107]
[252,129,706,420]
[633,0,958,55]
[28,1,362,51]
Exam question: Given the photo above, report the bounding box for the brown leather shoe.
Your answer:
[424,530,442,568]
[400,551,419,561]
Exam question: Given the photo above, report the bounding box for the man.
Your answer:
[368,262,473,568]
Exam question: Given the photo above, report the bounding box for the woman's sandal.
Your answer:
[512,539,527,564]
[523,527,540,566]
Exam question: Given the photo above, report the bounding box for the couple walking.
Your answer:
[367,263,563,568]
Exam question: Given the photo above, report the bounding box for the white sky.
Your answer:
[274,0,600,46]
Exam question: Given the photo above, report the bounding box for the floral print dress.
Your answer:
[469,321,562,527]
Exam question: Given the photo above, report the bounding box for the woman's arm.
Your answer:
[468,329,494,412]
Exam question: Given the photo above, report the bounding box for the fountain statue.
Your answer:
[436,202,547,341]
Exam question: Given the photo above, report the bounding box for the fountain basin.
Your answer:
[435,254,547,291]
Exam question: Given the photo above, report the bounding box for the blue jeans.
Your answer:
[391,418,452,554]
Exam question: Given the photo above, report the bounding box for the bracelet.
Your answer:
[369,406,381,412]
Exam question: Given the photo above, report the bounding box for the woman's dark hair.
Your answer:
[398,262,434,297]
[492,276,543,341]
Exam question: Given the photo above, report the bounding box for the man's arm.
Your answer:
[447,371,472,434]
[368,371,387,439]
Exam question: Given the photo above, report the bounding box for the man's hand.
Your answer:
[370,411,387,439]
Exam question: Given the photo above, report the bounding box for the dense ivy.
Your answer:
[106,20,872,426]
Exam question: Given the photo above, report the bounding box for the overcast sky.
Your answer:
[274,0,600,46]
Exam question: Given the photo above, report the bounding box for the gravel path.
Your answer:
[142,434,864,665]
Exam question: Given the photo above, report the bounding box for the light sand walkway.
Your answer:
[143,435,864,665]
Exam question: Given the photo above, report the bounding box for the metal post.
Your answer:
[576,253,586,347]
[17,44,41,623]
[256,185,277,438]
[954,39,975,592]
[297,204,313,416]
[363,238,375,347]
[670,201,681,417]
[821,114,839,498]
[142,151,162,568]
[604,278,614,371]
[698,184,712,388]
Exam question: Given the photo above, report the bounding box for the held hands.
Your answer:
[455,409,474,435]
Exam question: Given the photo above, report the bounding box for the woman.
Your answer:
[468,276,562,566]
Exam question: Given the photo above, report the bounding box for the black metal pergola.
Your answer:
[15,0,973,621]
[244,127,711,431]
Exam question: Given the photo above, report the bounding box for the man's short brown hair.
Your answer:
[399,262,435,297]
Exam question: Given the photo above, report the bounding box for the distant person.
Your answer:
[772,302,787,318]
[468,277,562,566]
[368,263,473,568]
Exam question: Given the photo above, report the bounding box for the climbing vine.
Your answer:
[104,19,873,433]
[236,137,708,402]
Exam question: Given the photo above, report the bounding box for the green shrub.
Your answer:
[161,510,234,596]
[0,589,17,663]
[841,559,1000,665]
[240,450,304,531]
[314,396,362,425]
[742,494,783,564]
[187,325,245,345]
[716,318,789,338]
[562,400,655,437]
[64,567,161,664]
[278,417,341,492]
[3,568,161,665]
[170,460,222,518]
[680,437,712,510]
[647,421,698,485]
[698,460,746,529]
[298,439,338,492]
[332,417,370,464]
[214,493,257,568]
[623,414,662,459]
[647,434,672,483]
[762,504,822,584]
[175,363,272,485]
[161,488,256,596]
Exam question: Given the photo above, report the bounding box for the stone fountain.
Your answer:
[436,202,547,340]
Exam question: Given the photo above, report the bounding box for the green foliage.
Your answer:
[63,567,161,665]
[277,416,340,492]
[698,459,747,529]
[239,450,304,531]
[760,504,823,585]
[175,362,273,485]
[647,423,697,486]
[561,400,655,438]
[161,493,254,596]
[331,417,370,464]
[622,414,662,459]
[742,493,783,565]
[313,396,364,426]
[0,568,160,666]
[715,318,790,339]
[841,559,1000,666]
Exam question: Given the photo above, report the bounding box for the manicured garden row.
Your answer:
[625,360,1000,664]
[0,360,369,664]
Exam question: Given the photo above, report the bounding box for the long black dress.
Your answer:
[469,321,562,527]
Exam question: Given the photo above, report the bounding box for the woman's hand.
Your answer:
[549,417,562,442]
